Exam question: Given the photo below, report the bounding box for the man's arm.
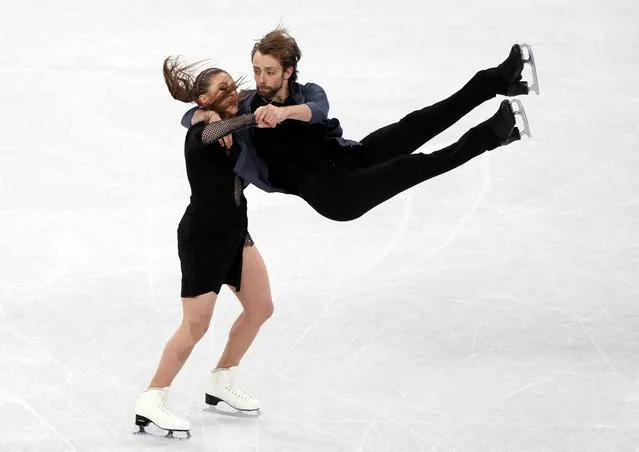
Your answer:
[279,104,313,122]
[301,82,329,123]
[257,83,330,126]
[181,106,198,128]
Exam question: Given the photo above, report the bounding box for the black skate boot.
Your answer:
[490,100,517,144]
[496,44,529,96]
[482,99,531,150]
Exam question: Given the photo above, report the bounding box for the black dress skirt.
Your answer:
[177,123,253,298]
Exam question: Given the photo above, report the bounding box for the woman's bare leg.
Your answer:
[148,291,217,388]
[216,245,273,369]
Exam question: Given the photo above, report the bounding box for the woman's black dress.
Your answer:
[177,117,255,297]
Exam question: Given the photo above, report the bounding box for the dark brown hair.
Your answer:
[162,56,245,116]
[251,27,302,83]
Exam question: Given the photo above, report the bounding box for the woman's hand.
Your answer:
[218,134,233,149]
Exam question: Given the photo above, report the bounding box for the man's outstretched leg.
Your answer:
[302,100,530,222]
[346,44,536,169]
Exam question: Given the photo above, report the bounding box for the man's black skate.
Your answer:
[496,44,529,96]
[495,43,540,96]
[485,99,531,148]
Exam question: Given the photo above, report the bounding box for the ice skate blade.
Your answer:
[519,43,539,95]
[509,99,531,138]
[205,393,261,412]
[166,430,192,439]
[133,415,191,439]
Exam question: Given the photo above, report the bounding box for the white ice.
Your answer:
[1,0,639,451]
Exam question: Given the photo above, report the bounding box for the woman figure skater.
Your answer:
[134,58,275,438]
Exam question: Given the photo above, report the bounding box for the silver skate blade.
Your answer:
[519,43,540,95]
[509,99,531,137]
[165,430,191,439]
[133,418,191,440]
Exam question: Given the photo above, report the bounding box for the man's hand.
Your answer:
[255,104,288,127]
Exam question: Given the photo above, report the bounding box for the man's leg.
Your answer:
[349,45,529,168]
[302,101,522,222]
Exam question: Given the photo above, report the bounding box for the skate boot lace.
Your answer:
[224,374,253,400]
[158,390,179,418]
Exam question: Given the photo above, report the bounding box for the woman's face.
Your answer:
[202,72,239,116]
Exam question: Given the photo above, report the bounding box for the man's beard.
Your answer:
[258,81,284,101]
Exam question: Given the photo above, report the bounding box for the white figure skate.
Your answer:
[134,387,191,439]
[205,368,260,412]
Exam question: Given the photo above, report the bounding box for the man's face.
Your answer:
[252,51,288,100]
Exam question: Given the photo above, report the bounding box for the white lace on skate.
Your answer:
[205,369,261,411]
[224,373,254,400]
[158,391,175,417]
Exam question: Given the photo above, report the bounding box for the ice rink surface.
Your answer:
[1,0,638,450]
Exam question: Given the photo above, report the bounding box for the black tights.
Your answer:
[300,69,509,221]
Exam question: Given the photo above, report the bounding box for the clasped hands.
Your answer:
[203,105,286,150]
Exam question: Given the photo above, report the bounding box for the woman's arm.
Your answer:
[200,113,257,144]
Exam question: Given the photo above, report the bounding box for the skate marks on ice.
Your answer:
[417,154,494,266]
[272,150,496,450]
[276,152,494,372]
[0,391,77,451]
[275,261,342,372]
[609,122,639,206]
[263,370,440,452]
[482,181,622,379]
[348,194,414,280]
[275,195,414,371]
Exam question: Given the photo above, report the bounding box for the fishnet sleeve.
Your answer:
[201,113,256,144]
